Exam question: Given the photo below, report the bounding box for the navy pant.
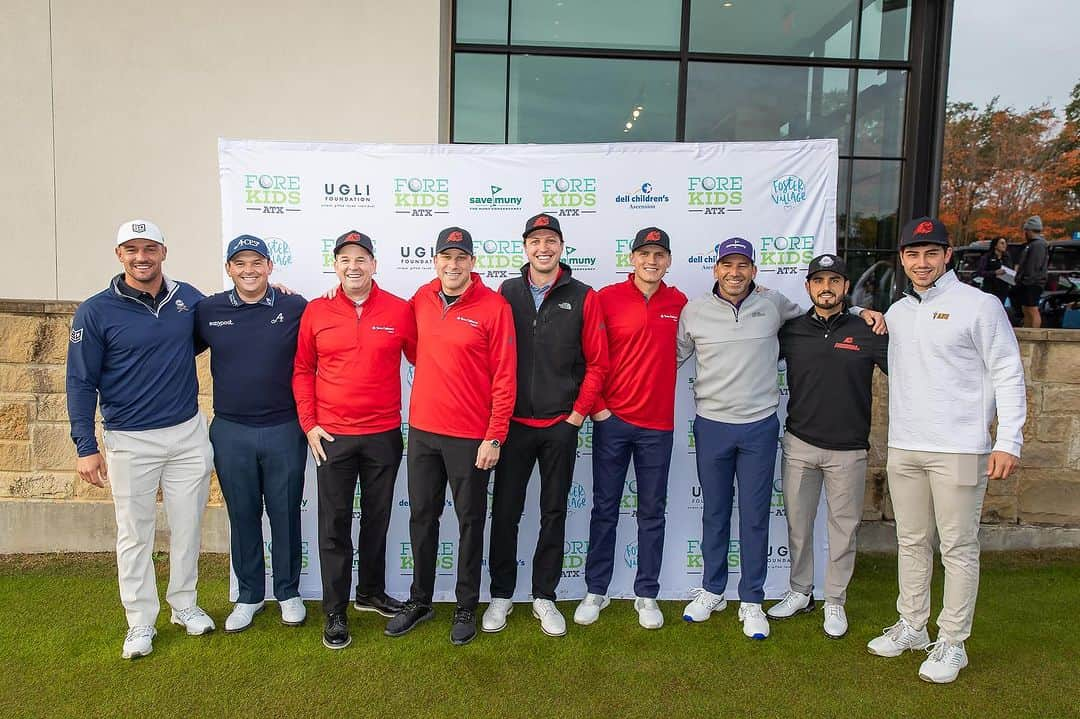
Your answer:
[694,413,780,604]
[209,416,307,604]
[585,414,673,598]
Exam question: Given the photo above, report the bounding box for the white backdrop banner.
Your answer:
[218,138,836,603]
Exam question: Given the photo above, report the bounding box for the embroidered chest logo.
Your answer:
[371,325,396,333]
[558,302,572,311]
[456,315,480,327]
[749,311,766,319]
[659,313,678,321]
[932,312,950,320]
[175,299,189,312]
[270,312,284,324]
[208,320,234,327]
[834,336,860,351]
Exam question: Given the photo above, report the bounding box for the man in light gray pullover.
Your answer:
[676,237,883,640]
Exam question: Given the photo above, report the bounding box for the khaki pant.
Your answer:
[781,433,867,605]
[886,448,988,642]
[103,413,213,627]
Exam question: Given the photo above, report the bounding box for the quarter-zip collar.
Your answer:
[902,268,959,303]
[426,273,486,314]
[623,272,669,303]
[333,280,380,313]
[228,285,276,307]
[808,304,851,333]
[111,273,179,316]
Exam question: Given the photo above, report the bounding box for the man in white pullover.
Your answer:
[867,217,1025,684]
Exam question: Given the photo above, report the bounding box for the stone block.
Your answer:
[1043,384,1080,413]
[986,474,1018,496]
[37,317,72,363]
[0,365,65,394]
[980,495,1017,524]
[0,441,31,471]
[0,401,33,440]
[36,394,69,422]
[1039,342,1080,383]
[1019,479,1080,525]
[0,315,70,364]
[1019,441,1068,468]
[208,472,224,506]
[862,469,887,520]
[73,477,113,500]
[0,471,75,498]
[31,423,77,471]
[1033,414,1075,443]
[196,352,214,395]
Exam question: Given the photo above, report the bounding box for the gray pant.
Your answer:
[781,432,867,605]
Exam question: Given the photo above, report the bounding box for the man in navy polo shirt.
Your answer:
[67,219,215,660]
[195,235,309,633]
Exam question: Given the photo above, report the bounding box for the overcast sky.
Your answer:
[948,0,1076,114]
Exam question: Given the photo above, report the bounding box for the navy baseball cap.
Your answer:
[523,213,563,240]
[899,217,949,249]
[715,237,755,263]
[435,226,474,256]
[226,234,270,261]
[631,227,671,252]
[806,253,848,279]
[334,230,375,256]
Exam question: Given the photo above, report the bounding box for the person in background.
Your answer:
[1011,216,1049,327]
[975,237,1013,305]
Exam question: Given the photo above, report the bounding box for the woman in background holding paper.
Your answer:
[975,237,1014,304]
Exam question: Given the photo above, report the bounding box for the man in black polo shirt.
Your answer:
[195,235,309,632]
[481,213,608,637]
[767,254,888,638]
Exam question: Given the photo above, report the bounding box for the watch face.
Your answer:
[490,439,501,448]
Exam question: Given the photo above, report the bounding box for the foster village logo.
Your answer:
[686,175,743,215]
[393,176,450,217]
[468,185,523,212]
[264,237,292,268]
[566,482,587,514]
[243,173,301,214]
[321,181,374,209]
[615,182,670,210]
[540,176,598,216]
[771,175,807,209]
[624,541,639,569]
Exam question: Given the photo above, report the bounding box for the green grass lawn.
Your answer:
[1,550,1077,719]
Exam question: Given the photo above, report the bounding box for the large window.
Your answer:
[452,0,918,293]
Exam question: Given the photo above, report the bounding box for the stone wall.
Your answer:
[1,300,1078,553]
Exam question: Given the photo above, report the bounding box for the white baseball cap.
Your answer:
[116,219,165,246]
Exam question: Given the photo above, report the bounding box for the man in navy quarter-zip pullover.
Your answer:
[195,235,309,634]
[67,219,216,660]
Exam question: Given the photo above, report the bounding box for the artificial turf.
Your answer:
[0,550,1077,718]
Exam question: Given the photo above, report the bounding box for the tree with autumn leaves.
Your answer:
[939,81,1080,245]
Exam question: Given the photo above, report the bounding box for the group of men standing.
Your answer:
[68,212,1025,684]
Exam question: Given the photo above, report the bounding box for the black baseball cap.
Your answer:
[333,230,375,256]
[435,226,474,256]
[899,217,950,249]
[630,226,671,252]
[806,253,848,279]
[523,213,563,240]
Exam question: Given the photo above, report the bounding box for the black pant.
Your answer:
[406,428,490,611]
[488,420,579,600]
[316,429,403,615]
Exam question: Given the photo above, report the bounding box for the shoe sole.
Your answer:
[683,601,727,623]
[867,643,929,658]
[824,628,848,640]
[574,598,610,626]
[384,609,435,637]
[353,604,400,618]
[171,618,215,636]
[121,646,153,660]
[225,605,265,634]
[531,608,567,637]
[281,615,306,627]
[481,604,513,633]
[767,598,816,620]
[451,630,477,646]
[322,634,352,650]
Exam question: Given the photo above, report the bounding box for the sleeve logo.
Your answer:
[69,328,83,344]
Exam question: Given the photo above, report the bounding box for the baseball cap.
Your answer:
[1022,215,1043,232]
[333,230,375,256]
[715,237,755,263]
[116,219,165,246]
[899,217,949,249]
[523,213,563,240]
[806,253,848,279]
[435,226,474,256]
[226,234,270,261]
[630,227,671,253]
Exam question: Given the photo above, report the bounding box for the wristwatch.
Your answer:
[488,439,501,448]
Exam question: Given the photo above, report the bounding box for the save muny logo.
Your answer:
[243,174,301,214]
[468,185,523,211]
[771,175,807,209]
[393,177,450,216]
[686,175,743,215]
[540,177,597,215]
[563,245,598,271]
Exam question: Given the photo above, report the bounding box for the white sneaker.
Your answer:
[918,639,969,684]
[121,625,156,659]
[224,602,265,633]
[634,597,664,629]
[531,598,567,637]
[866,617,930,657]
[823,603,848,638]
[682,588,727,623]
[482,598,514,633]
[573,593,610,626]
[171,605,216,636]
[738,602,770,640]
[767,590,814,619]
[279,597,306,626]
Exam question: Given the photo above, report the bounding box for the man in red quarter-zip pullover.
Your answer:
[574,227,688,631]
[293,230,417,651]
[384,226,517,647]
